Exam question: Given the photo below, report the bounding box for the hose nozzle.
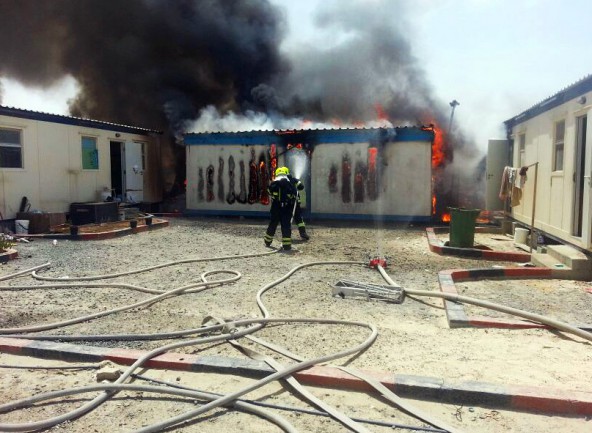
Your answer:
[368,257,387,269]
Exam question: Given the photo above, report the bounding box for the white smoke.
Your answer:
[188,105,394,133]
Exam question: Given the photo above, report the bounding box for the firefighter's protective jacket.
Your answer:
[287,174,304,202]
[268,175,297,207]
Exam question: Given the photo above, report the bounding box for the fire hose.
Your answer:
[0,259,381,433]
[375,265,592,343]
[1,254,590,432]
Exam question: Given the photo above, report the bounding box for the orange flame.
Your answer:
[368,147,378,171]
[374,103,388,121]
[424,123,446,216]
[270,144,277,179]
[300,119,312,129]
[422,123,445,169]
[441,213,451,222]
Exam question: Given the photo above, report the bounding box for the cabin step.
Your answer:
[531,252,592,280]
[546,245,592,272]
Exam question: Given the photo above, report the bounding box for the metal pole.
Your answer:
[448,100,460,204]
[530,162,539,253]
[448,100,460,134]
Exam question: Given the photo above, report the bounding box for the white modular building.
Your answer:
[503,75,592,250]
[0,106,163,220]
[184,127,435,221]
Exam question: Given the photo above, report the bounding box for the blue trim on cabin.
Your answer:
[310,213,432,222]
[505,74,592,128]
[184,127,433,146]
[0,105,162,135]
[185,208,432,222]
[185,209,270,218]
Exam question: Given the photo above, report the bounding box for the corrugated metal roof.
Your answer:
[184,126,434,145]
[0,105,162,135]
[185,125,430,135]
[505,74,592,128]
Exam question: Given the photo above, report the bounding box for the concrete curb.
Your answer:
[1,337,591,416]
[438,268,592,331]
[426,227,531,262]
[13,219,169,241]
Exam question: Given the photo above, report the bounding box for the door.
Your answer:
[572,115,587,236]
[110,141,123,200]
[485,139,510,211]
[124,141,144,203]
[581,114,592,249]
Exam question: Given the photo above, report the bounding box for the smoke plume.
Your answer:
[0,0,287,191]
[0,0,483,207]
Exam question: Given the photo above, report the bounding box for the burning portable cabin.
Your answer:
[183,127,435,221]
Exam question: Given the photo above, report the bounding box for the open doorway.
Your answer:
[110,141,123,200]
[572,115,587,237]
[109,140,145,203]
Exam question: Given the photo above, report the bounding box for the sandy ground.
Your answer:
[0,218,591,432]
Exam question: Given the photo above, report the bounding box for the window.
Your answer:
[81,136,99,169]
[553,120,565,171]
[518,133,526,167]
[0,127,23,168]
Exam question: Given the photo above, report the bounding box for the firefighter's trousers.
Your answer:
[264,201,293,249]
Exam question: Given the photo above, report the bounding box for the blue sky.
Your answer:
[2,0,592,152]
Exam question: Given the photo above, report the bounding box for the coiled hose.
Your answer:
[1,255,590,432]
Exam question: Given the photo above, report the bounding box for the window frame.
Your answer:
[81,135,99,170]
[553,119,565,172]
[0,127,24,169]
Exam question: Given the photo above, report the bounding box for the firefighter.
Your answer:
[264,166,298,250]
[287,171,310,240]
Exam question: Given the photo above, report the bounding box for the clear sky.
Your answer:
[2,0,592,153]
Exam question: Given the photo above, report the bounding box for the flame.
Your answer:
[441,213,451,222]
[424,123,447,217]
[374,103,388,121]
[270,144,277,179]
[300,119,312,129]
[432,194,436,215]
[368,147,378,171]
[476,210,491,224]
[422,123,445,169]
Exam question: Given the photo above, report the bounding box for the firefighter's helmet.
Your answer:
[275,166,289,176]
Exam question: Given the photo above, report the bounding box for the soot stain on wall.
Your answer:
[226,155,236,204]
[332,145,382,203]
[196,140,383,208]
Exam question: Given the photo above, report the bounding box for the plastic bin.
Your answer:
[449,208,480,248]
[15,220,29,235]
[514,227,529,244]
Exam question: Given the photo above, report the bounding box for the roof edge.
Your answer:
[504,74,592,128]
[0,105,162,135]
[184,126,434,145]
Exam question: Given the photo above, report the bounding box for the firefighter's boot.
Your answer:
[298,226,310,240]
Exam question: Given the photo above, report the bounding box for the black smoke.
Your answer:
[265,0,444,125]
[0,0,483,209]
[0,0,288,192]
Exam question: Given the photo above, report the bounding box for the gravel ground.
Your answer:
[1,217,591,433]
